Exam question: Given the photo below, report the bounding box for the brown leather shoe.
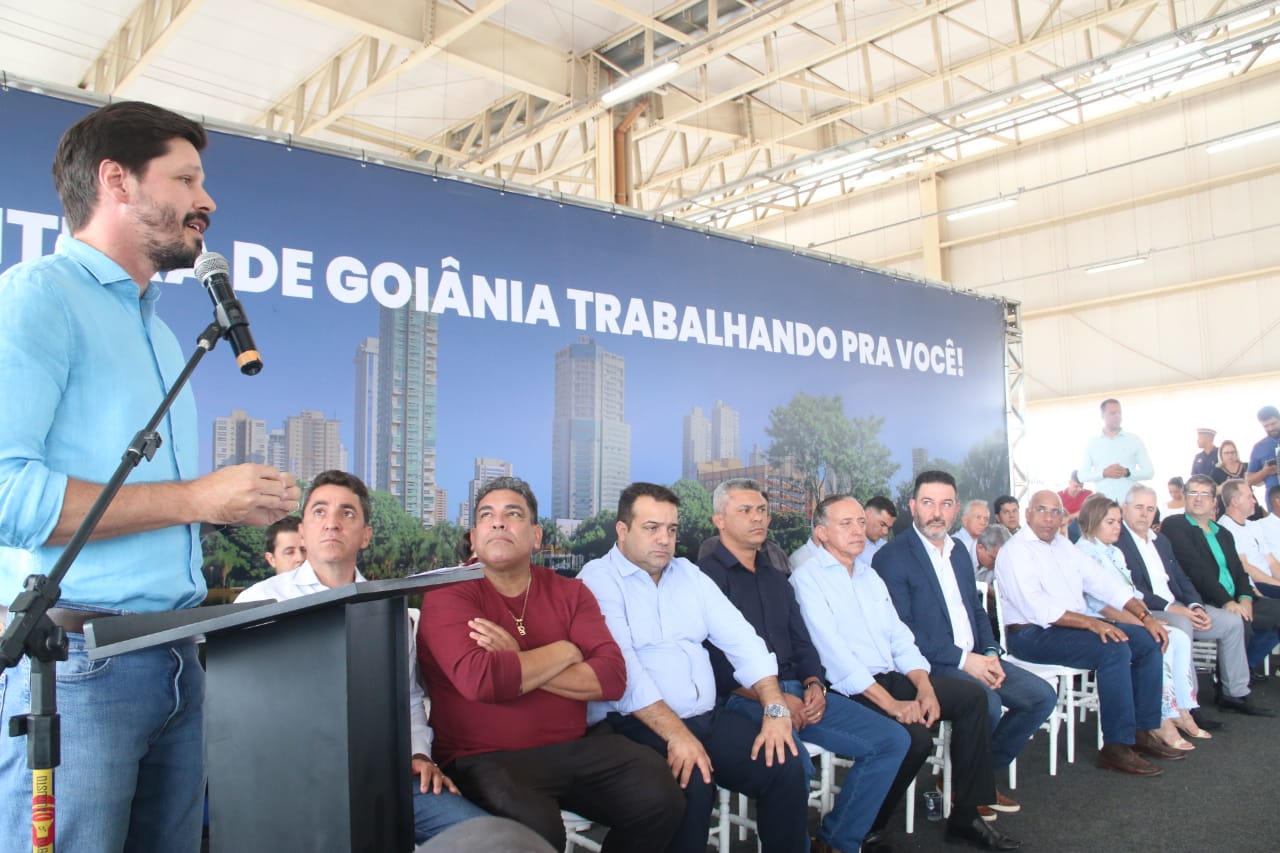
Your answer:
[989,790,1020,813]
[1097,742,1163,776]
[1133,729,1187,761]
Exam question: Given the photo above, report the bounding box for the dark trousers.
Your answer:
[1007,622,1161,744]
[611,706,810,853]
[445,729,684,853]
[849,671,995,829]
[1244,592,1280,668]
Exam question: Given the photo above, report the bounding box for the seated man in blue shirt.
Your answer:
[580,482,809,853]
[792,495,1021,852]
[699,478,911,853]
[872,471,1056,818]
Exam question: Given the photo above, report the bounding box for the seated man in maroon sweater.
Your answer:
[417,476,683,852]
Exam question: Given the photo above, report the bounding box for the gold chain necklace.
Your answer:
[505,573,533,636]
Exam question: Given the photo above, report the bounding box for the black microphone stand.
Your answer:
[0,321,224,853]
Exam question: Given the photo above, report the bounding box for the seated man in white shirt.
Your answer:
[1218,479,1280,597]
[792,495,1021,852]
[995,490,1178,778]
[580,482,807,853]
[1114,484,1261,720]
[237,470,487,844]
[1261,486,1280,564]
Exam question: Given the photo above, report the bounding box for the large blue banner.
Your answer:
[0,87,1009,581]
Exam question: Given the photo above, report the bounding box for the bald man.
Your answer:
[994,490,1180,777]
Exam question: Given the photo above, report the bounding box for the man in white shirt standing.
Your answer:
[1079,399,1154,503]
[237,470,488,844]
[994,490,1179,777]
[1114,485,1264,719]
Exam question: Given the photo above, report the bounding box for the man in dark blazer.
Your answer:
[1160,475,1280,691]
[1115,484,1262,715]
[874,471,1057,815]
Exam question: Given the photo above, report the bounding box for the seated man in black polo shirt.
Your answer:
[698,477,911,853]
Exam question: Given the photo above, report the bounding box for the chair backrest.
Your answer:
[975,580,990,614]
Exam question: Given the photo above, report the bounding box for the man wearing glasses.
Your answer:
[994,491,1178,777]
[1160,475,1280,696]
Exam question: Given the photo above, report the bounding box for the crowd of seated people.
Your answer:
[236,399,1280,853]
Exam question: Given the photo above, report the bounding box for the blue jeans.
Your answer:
[412,783,489,843]
[930,661,1057,770]
[0,634,205,853]
[1007,623,1161,745]
[726,680,909,851]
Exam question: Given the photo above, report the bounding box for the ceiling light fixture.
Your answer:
[1085,256,1148,274]
[600,61,681,107]
[946,197,1019,221]
[1207,122,1280,153]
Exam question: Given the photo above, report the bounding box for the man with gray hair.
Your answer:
[1114,483,1263,720]
[955,500,990,580]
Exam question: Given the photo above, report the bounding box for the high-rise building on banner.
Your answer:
[376,306,440,526]
[911,447,929,479]
[462,457,514,525]
[353,337,380,490]
[551,337,630,520]
[711,399,741,464]
[747,443,768,467]
[284,410,345,483]
[212,409,267,470]
[682,406,711,479]
[266,429,287,472]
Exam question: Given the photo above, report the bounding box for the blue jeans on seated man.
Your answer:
[610,702,810,853]
[929,661,1058,770]
[1006,622,1161,744]
[0,633,205,853]
[725,679,910,851]
[413,783,489,843]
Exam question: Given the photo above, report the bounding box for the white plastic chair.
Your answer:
[562,809,602,853]
[993,582,1099,775]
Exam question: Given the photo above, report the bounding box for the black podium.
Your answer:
[84,569,482,853]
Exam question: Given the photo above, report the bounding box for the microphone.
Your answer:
[195,251,263,376]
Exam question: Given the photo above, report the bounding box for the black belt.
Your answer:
[1005,623,1033,634]
[0,606,103,635]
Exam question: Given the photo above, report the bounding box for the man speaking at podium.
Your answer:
[0,101,300,853]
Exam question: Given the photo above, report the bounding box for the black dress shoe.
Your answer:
[1190,708,1224,731]
[944,817,1022,850]
[1249,667,1267,687]
[1217,695,1277,717]
[860,829,894,853]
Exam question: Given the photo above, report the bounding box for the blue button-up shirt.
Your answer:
[790,544,930,696]
[581,545,777,723]
[0,236,203,612]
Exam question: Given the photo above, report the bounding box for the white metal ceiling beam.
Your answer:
[78,0,205,95]
[585,0,695,44]
[461,0,832,170]
[259,0,572,137]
